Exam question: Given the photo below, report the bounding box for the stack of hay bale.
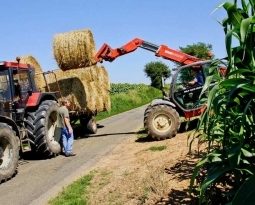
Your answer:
[22,29,111,113]
[18,55,46,90]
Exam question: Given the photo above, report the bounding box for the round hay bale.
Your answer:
[96,66,111,111]
[53,29,96,71]
[45,65,110,113]
[19,55,46,91]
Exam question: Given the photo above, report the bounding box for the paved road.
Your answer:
[0,105,147,205]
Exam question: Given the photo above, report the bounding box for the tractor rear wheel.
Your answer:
[0,123,19,183]
[33,100,61,156]
[144,105,180,140]
[24,112,35,141]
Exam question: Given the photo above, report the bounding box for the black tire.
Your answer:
[24,112,35,140]
[80,116,97,134]
[0,123,19,183]
[144,105,152,120]
[144,105,180,140]
[32,100,61,156]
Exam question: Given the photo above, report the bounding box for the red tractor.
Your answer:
[0,58,62,182]
[94,38,226,140]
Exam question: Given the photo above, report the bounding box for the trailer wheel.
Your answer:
[80,116,97,134]
[0,123,19,183]
[144,105,180,140]
[33,100,61,156]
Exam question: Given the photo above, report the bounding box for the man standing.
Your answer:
[57,98,76,157]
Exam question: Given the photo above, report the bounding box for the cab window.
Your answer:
[13,70,32,101]
[0,70,11,100]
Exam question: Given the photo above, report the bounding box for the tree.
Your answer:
[179,42,213,61]
[178,42,213,83]
[143,61,171,89]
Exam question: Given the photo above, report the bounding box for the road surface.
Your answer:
[0,105,147,205]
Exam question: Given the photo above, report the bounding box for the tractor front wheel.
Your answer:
[0,123,19,183]
[144,105,180,140]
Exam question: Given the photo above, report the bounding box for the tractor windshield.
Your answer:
[0,70,11,101]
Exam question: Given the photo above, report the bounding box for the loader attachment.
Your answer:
[94,38,145,63]
[94,43,115,63]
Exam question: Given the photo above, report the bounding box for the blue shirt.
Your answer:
[194,72,204,86]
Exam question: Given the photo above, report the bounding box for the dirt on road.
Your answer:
[85,127,203,205]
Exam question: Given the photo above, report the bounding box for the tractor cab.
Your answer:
[169,60,226,119]
[0,60,36,121]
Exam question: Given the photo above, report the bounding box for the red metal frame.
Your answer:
[0,61,32,69]
[94,38,203,65]
[26,92,41,106]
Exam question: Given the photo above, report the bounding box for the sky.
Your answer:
[0,0,228,84]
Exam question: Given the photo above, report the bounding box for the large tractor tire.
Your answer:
[144,104,180,140]
[32,100,61,156]
[0,123,19,183]
[24,112,36,140]
[80,115,97,134]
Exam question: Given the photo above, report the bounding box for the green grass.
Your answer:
[147,146,167,152]
[48,84,162,205]
[96,84,161,121]
[49,173,93,205]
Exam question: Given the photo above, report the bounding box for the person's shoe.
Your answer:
[69,152,76,157]
[65,152,76,157]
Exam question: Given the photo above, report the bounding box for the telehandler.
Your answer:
[94,38,226,140]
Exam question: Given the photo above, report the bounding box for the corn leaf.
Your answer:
[199,167,232,204]
[232,174,255,205]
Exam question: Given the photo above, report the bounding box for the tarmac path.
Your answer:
[0,105,147,205]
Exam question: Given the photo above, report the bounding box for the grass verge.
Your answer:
[48,173,93,205]
[96,85,161,121]
[48,85,161,205]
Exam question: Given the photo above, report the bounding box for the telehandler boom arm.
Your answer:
[94,38,208,65]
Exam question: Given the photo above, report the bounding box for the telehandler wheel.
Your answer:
[144,105,152,120]
[33,100,61,156]
[144,104,180,140]
[80,116,97,134]
[0,123,19,183]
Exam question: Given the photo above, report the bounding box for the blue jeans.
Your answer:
[61,127,74,153]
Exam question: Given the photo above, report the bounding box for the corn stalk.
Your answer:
[190,1,255,204]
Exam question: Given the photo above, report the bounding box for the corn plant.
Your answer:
[190,1,255,204]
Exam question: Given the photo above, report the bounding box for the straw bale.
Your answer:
[0,76,8,90]
[43,65,110,113]
[18,55,46,91]
[53,29,96,71]
[95,65,111,110]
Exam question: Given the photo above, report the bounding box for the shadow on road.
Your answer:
[84,131,137,138]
